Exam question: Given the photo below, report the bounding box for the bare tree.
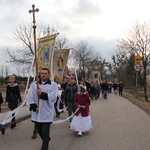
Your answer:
[17,67,20,76]
[118,22,150,101]
[1,66,4,78]
[5,66,9,77]
[55,34,71,50]
[73,41,97,78]
[22,68,26,77]
[5,24,34,66]
[5,23,71,68]
[111,46,129,80]
[86,57,109,80]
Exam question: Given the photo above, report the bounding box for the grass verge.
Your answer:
[123,90,150,115]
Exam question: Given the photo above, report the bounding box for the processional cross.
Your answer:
[29,5,40,105]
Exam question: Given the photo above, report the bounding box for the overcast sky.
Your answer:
[0,0,150,75]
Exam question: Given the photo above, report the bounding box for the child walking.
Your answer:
[70,84,92,136]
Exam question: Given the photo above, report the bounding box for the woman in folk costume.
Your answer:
[70,84,92,136]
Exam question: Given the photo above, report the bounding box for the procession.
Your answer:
[1,1,150,150]
[0,4,97,150]
[0,5,124,149]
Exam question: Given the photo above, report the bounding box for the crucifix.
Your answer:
[29,4,39,29]
[29,4,40,106]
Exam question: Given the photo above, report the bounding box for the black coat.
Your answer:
[6,84,22,110]
[0,92,3,104]
[119,83,123,90]
[101,82,109,91]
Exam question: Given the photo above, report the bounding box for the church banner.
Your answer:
[92,71,101,83]
[37,33,58,76]
[53,49,70,82]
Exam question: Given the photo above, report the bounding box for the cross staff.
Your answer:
[29,4,40,106]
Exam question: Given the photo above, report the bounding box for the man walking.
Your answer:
[118,81,123,96]
[27,68,58,150]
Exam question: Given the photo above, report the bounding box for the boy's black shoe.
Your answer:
[32,133,37,139]
[32,130,38,139]
[10,122,16,129]
[1,127,5,135]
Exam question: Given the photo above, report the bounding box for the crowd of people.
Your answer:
[70,78,124,101]
[53,77,124,134]
[0,68,124,150]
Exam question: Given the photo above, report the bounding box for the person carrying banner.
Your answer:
[27,68,58,150]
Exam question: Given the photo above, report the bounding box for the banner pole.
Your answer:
[29,4,40,106]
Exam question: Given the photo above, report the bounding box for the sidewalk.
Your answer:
[0,105,31,125]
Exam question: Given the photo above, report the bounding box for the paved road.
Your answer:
[1,93,150,150]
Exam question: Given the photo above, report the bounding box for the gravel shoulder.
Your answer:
[123,89,150,115]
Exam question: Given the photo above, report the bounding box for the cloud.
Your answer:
[73,0,102,17]
[84,36,117,61]
[1,0,24,5]
[0,1,29,39]
[2,0,146,70]
[62,0,102,25]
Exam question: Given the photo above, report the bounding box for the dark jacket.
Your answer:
[101,82,109,91]
[0,92,3,104]
[89,85,96,95]
[6,84,22,109]
[64,82,77,102]
[85,81,91,93]
[119,83,123,91]
[113,83,118,90]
